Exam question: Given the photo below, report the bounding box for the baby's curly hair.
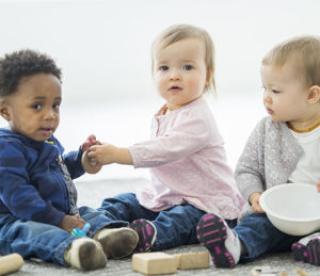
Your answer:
[0,49,62,97]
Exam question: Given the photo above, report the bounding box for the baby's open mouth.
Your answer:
[169,86,182,91]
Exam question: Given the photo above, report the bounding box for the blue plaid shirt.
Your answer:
[0,128,84,226]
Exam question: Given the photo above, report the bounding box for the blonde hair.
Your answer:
[151,24,215,92]
[262,35,320,86]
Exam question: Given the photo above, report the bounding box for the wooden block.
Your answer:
[174,251,210,270]
[0,254,24,276]
[132,252,178,275]
[251,266,288,276]
[296,268,308,276]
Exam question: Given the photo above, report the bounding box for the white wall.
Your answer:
[0,0,319,180]
[0,0,318,103]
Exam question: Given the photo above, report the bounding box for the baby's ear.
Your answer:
[307,85,320,104]
[0,99,10,121]
[205,69,213,90]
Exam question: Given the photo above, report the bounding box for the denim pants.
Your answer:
[0,206,111,266]
[98,193,206,250]
[235,213,302,262]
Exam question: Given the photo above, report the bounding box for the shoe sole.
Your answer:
[98,228,139,259]
[130,219,156,252]
[292,239,320,266]
[79,241,107,270]
[197,213,235,268]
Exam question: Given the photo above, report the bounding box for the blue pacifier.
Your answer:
[71,222,91,237]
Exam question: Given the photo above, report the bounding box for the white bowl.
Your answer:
[260,183,320,236]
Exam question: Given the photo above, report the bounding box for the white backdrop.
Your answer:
[0,0,319,180]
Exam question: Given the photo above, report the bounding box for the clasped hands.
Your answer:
[81,134,119,172]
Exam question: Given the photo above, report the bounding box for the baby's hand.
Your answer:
[87,143,118,165]
[81,135,103,174]
[81,134,101,152]
[81,151,102,174]
[317,181,320,192]
[249,192,264,213]
[59,214,86,233]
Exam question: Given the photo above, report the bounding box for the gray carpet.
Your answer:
[11,179,320,275]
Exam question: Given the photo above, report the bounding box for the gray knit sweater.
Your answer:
[235,116,303,202]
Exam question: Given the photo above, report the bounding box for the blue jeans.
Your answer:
[235,213,301,262]
[0,206,111,266]
[98,193,206,250]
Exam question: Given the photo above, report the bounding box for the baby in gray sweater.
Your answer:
[196,35,320,268]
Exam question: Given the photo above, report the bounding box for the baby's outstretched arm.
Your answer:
[249,192,264,213]
[81,135,103,174]
[317,180,320,192]
[87,143,133,165]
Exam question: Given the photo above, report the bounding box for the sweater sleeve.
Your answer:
[63,148,84,179]
[235,119,266,202]
[0,141,65,226]
[129,111,210,168]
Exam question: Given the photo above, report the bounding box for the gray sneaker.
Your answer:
[64,238,107,270]
[94,227,139,259]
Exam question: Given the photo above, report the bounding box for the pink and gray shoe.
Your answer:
[196,213,240,268]
[292,233,320,266]
[130,219,157,252]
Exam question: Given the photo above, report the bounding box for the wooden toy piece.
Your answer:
[174,251,210,270]
[0,253,24,275]
[251,266,288,276]
[296,268,308,276]
[132,252,178,275]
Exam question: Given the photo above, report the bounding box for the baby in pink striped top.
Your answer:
[87,24,244,258]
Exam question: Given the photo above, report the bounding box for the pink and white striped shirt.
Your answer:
[129,97,244,219]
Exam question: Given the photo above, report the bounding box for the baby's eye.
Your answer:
[158,65,169,71]
[31,103,42,110]
[53,103,61,111]
[272,89,281,94]
[183,64,194,71]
